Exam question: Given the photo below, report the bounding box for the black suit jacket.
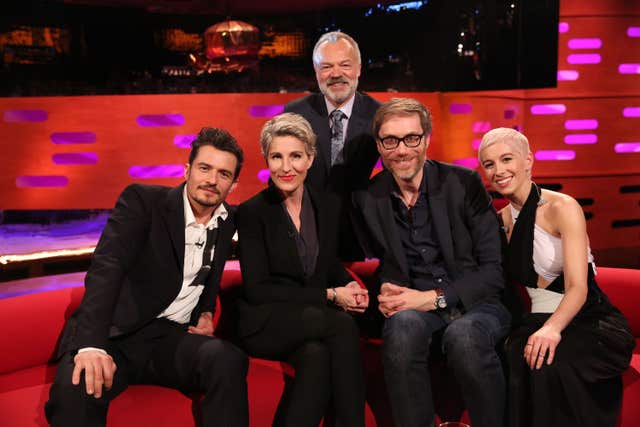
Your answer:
[284,92,381,260]
[284,92,381,194]
[235,185,353,337]
[353,160,505,310]
[59,183,236,354]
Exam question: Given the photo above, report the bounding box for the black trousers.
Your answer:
[45,318,249,427]
[241,304,365,427]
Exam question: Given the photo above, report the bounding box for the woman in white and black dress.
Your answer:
[478,127,635,427]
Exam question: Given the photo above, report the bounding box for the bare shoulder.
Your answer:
[541,189,585,230]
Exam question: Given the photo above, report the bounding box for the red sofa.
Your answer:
[0,264,638,426]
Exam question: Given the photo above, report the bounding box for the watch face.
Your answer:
[436,297,447,309]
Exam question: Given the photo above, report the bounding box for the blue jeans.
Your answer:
[381,302,511,427]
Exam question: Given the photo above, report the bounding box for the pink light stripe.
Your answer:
[472,121,491,133]
[173,134,197,148]
[128,165,184,178]
[628,27,640,37]
[564,119,598,130]
[564,134,597,144]
[453,158,479,169]
[557,70,579,81]
[449,103,472,114]
[614,143,640,153]
[623,107,640,118]
[618,64,640,74]
[559,22,569,33]
[535,150,575,161]
[567,54,601,64]
[257,169,270,183]
[568,38,602,49]
[530,104,566,115]
[16,175,68,187]
[472,138,481,150]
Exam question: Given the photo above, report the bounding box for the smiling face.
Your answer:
[377,113,429,184]
[184,145,238,214]
[479,140,533,200]
[267,135,314,197]
[314,38,361,108]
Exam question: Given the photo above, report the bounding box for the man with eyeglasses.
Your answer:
[353,98,510,427]
[45,128,249,427]
[284,31,380,261]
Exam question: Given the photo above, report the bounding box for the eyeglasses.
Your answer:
[377,133,424,150]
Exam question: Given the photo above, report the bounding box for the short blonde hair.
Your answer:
[478,127,530,161]
[373,98,432,138]
[259,113,317,158]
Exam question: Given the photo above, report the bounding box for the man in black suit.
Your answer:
[353,98,511,427]
[284,31,380,261]
[45,128,249,427]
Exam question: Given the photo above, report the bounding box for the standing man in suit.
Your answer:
[45,128,249,427]
[284,31,380,260]
[353,98,511,427]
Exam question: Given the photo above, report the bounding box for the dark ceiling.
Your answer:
[61,0,395,15]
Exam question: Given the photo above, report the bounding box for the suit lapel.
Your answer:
[211,205,234,273]
[425,162,456,270]
[309,94,331,169]
[162,183,186,274]
[371,172,410,277]
[344,93,366,161]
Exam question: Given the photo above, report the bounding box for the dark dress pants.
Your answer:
[45,318,249,427]
[241,304,365,427]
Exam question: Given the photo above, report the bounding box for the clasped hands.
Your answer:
[378,282,437,317]
[333,281,369,313]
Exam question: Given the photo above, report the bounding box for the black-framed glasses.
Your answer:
[377,133,424,150]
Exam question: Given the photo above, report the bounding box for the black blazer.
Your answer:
[58,183,236,354]
[353,160,505,310]
[284,91,381,194]
[235,185,353,337]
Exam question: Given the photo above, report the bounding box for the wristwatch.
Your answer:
[434,288,447,310]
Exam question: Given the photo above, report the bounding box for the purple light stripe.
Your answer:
[174,134,197,148]
[16,175,68,187]
[568,38,602,49]
[449,103,472,114]
[564,119,598,130]
[375,158,383,169]
[136,114,185,127]
[128,165,184,178]
[0,279,84,300]
[257,169,270,183]
[453,158,479,169]
[535,150,575,161]
[618,64,640,75]
[567,54,601,64]
[52,152,98,165]
[504,109,516,119]
[472,138,482,150]
[249,104,285,118]
[564,134,597,144]
[50,132,96,144]
[472,121,491,133]
[3,110,48,122]
[559,22,569,33]
[530,104,566,115]
[623,107,640,118]
[557,70,579,81]
[628,27,640,37]
[614,143,640,153]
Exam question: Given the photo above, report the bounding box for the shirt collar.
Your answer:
[182,186,228,229]
[325,93,355,119]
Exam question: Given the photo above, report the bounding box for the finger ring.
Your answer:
[525,344,533,347]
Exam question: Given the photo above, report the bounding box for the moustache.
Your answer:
[198,185,220,194]
[327,77,348,86]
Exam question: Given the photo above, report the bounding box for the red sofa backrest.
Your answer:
[596,267,640,336]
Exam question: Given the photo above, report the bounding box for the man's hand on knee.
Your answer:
[72,350,117,398]
[378,283,436,316]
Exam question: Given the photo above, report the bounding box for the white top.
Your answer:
[509,204,594,313]
[157,187,228,324]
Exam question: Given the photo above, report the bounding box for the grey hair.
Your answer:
[259,113,317,158]
[478,127,530,161]
[312,31,361,66]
